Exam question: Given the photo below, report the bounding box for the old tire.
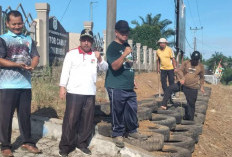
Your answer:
[95,103,110,116]
[124,131,164,151]
[195,104,208,115]
[146,124,170,142]
[194,113,206,124]
[137,106,152,121]
[151,114,176,130]
[153,145,191,157]
[180,120,203,135]
[97,121,112,137]
[139,102,159,113]
[171,125,199,143]
[157,109,183,124]
[164,135,195,153]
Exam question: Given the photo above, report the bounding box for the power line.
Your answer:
[195,0,202,26]
[195,0,203,52]
[186,0,196,26]
[60,0,72,22]
[196,37,223,50]
[185,36,194,49]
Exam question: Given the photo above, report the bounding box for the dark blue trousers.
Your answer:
[106,88,138,137]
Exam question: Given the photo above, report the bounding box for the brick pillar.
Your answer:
[153,50,157,72]
[84,21,93,31]
[143,46,147,70]
[136,43,141,72]
[148,48,153,72]
[35,3,50,66]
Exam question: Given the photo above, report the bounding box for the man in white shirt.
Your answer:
[58,29,108,157]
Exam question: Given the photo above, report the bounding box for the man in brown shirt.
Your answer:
[160,51,205,120]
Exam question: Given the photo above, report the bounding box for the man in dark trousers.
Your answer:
[58,29,108,156]
[0,10,41,157]
[105,20,147,148]
[160,51,205,120]
[156,38,177,97]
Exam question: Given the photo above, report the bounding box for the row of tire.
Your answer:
[96,87,211,157]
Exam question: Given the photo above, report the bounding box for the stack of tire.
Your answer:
[96,87,211,157]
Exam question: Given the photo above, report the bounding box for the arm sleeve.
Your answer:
[177,61,186,80]
[59,53,72,87]
[0,38,7,58]
[199,64,205,87]
[30,40,40,58]
[106,44,122,65]
[98,58,108,71]
[170,49,175,59]
[156,53,159,60]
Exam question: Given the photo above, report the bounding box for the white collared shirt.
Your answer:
[59,48,108,95]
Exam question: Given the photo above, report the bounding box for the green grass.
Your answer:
[31,66,66,118]
[31,66,108,118]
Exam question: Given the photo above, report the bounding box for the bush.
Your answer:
[221,68,232,85]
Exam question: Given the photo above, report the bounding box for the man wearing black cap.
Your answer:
[160,51,205,120]
[58,29,108,156]
[105,20,147,148]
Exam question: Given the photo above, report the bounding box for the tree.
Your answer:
[221,68,232,85]
[130,13,175,49]
[130,25,161,50]
[205,52,227,72]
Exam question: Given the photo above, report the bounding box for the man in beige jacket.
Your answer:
[160,51,205,120]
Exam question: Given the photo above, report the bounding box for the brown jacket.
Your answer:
[177,60,205,89]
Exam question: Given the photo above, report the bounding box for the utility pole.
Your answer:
[0,6,2,35]
[175,0,180,56]
[190,27,203,51]
[90,1,97,21]
[106,0,117,49]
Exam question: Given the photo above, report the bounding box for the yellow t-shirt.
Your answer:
[156,46,175,70]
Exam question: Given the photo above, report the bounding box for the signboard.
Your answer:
[49,16,69,65]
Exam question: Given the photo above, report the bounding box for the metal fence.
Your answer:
[0,3,37,40]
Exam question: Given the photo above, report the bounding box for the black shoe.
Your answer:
[59,152,68,157]
[79,147,92,155]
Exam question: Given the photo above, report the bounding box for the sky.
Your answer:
[1,0,232,59]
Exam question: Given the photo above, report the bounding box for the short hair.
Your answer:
[6,10,23,22]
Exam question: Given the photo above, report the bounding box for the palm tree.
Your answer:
[206,52,227,72]
[131,13,175,40]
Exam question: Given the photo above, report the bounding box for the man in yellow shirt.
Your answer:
[156,38,177,95]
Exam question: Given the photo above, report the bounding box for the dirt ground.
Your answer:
[133,72,232,157]
[32,71,232,156]
[192,84,232,157]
